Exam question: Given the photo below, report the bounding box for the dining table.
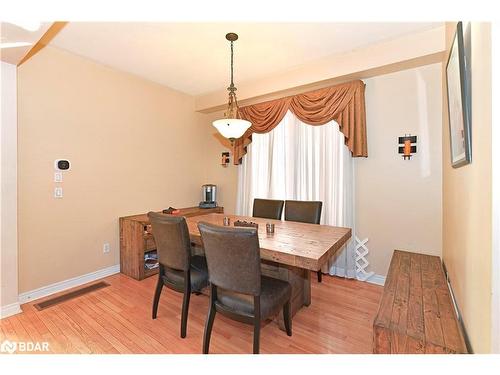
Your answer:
[185,213,352,330]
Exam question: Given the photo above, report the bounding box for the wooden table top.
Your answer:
[186,213,351,272]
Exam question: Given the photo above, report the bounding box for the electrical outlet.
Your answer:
[103,243,110,254]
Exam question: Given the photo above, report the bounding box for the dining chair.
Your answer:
[284,200,324,282]
[197,222,292,354]
[252,198,284,220]
[148,212,209,338]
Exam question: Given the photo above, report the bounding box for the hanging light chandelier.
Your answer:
[212,33,251,142]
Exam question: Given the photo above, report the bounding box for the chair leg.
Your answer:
[152,274,163,319]
[180,292,190,338]
[203,284,217,354]
[253,319,261,354]
[317,270,322,283]
[253,296,261,354]
[180,271,191,338]
[283,300,292,336]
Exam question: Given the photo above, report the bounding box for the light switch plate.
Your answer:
[54,172,63,183]
[54,187,63,198]
[103,243,110,254]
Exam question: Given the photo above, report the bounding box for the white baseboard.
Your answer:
[328,266,386,286]
[0,302,22,319]
[18,264,120,304]
[365,274,386,286]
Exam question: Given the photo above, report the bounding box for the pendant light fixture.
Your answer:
[212,33,251,142]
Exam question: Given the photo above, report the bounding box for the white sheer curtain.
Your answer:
[236,110,356,278]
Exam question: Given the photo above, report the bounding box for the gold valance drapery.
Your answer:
[233,79,367,164]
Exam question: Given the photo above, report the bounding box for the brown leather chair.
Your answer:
[252,198,284,220]
[148,212,208,338]
[198,222,292,354]
[284,200,324,282]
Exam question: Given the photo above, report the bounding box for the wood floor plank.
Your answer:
[76,296,143,353]
[49,306,94,354]
[82,294,166,353]
[2,273,382,354]
[1,319,19,343]
[31,305,76,354]
[58,303,119,354]
[22,307,66,354]
[15,310,54,354]
[0,319,19,355]
[68,298,131,354]
[8,315,31,343]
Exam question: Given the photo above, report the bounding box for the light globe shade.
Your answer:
[212,118,251,140]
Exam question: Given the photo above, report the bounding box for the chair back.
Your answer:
[198,222,261,296]
[284,200,322,224]
[148,212,191,271]
[252,198,284,220]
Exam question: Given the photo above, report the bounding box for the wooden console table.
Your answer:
[119,206,223,280]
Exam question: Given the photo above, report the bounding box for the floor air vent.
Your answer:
[33,281,110,311]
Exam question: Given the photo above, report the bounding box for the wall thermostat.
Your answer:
[54,159,71,171]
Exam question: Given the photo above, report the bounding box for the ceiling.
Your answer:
[49,22,442,96]
[0,22,52,64]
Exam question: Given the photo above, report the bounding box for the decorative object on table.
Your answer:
[199,184,218,209]
[266,223,275,234]
[446,21,472,168]
[223,216,231,226]
[233,220,259,229]
[221,152,230,167]
[162,207,180,215]
[398,134,417,160]
[212,33,252,143]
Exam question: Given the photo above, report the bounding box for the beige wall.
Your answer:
[1,61,21,316]
[442,23,492,353]
[355,63,443,276]
[17,46,225,293]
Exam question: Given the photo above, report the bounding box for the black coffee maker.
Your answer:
[199,184,217,209]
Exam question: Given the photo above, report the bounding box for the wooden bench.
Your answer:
[373,250,467,353]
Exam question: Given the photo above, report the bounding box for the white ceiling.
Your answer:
[50,22,442,96]
[0,22,52,64]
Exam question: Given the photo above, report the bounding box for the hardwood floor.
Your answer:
[0,273,382,354]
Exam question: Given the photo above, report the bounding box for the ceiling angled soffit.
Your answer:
[0,22,52,65]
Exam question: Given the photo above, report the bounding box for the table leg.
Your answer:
[303,271,311,306]
[261,260,311,331]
